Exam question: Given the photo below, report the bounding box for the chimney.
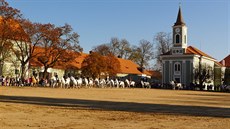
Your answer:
[222,60,225,66]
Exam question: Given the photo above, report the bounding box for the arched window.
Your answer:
[176,34,180,43]
[174,62,181,72]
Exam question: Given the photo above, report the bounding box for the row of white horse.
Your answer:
[50,76,137,89]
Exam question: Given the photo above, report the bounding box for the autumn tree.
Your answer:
[0,0,22,75]
[10,19,49,81]
[35,23,82,79]
[81,52,121,78]
[105,53,121,77]
[0,0,21,18]
[81,52,107,78]
[129,39,154,69]
[154,32,172,70]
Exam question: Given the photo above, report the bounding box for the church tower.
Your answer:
[171,6,187,55]
[161,5,217,88]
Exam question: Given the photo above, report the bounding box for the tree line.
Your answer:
[92,32,172,70]
[0,0,172,81]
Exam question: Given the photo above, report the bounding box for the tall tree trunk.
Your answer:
[43,66,49,79]
[20,63,27,84]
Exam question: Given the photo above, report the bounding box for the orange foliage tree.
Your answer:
[81,52,107,78]
[0,0,21,75]
[105,53,121,77]
[11,20,51,81]
[81,52,120,78]
[0,0,82,80]
[35,24,82,78]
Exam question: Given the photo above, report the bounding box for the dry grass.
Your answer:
[0,86,230,129]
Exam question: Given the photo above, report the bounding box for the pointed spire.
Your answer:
[174,5,186,26]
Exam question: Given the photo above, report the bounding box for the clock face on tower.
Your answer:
[175,28,180,33]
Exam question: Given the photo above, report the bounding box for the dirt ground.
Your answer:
[0,86,230,129]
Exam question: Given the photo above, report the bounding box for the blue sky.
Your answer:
[7,0,229,61]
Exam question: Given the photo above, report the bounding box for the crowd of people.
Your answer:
[0,75,38,87]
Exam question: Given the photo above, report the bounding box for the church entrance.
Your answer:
[174,77,181,83]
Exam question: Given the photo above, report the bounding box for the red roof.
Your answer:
[186,46,215,59]
[30,48,146,75]
[147,70,162,79]
[117,58,143,75]
[220,55,230,67]
[66,53,88,69]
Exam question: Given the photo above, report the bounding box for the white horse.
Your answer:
[170,80,176,90]
[145,82,151,89]
[84,78,89,88]
[51,76,57,88]
[60,77,66,88]
[70,76,78,88]
[119,81,125,88]
[125,79,130,88]
[141,80,151,89]
[115,79,119,88]
[100,78,106,88]
[130,81,135,88]
[170,81,183,90]
[176,83,183,90]
[76,77,83,88]
[65,77,70,88]
[94,78,99,87]
[88,78,94,88]
[109,79,115,88]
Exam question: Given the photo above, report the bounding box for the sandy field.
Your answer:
[0,86,230,129]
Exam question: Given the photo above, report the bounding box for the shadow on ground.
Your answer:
[0,95,229,118]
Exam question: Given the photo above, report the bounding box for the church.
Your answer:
[160,6,222,89]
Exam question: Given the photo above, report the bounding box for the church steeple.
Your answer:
[172,5,188,53]
[174,6,186,26]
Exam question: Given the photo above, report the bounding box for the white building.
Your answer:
[160,6,221,89]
